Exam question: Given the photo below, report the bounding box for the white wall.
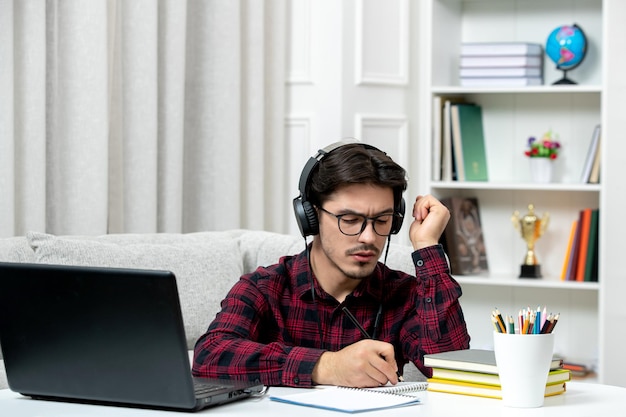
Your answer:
[285,0,420,244]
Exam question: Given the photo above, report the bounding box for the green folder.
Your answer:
[457,104,489,181]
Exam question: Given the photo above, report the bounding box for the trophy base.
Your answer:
[519,264,542,279]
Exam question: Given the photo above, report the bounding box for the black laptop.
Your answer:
[0,262,265,411]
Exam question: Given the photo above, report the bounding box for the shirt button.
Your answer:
[425,297,432,303]
[416,259,424,267]
[293,377,300,384]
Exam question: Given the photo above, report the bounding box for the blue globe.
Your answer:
[546,24,587,70]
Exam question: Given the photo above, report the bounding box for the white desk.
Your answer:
[0,382,624,416]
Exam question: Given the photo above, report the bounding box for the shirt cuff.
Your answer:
[411,244,450,277]
[282,346,324,387]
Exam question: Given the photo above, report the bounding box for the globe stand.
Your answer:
[552,69,577,85]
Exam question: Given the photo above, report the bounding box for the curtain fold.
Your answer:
[238,0,287,232]
[47,0,109,235]
[0,0,15,235]
[157,0,187,233]
[0,0,287,238]
[183,0,242,232]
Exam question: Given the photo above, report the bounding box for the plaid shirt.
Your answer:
[192,244,470,387]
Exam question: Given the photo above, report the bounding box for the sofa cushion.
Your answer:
[237,230,303,273]
[0,236,36,263]
[27,231,243,349]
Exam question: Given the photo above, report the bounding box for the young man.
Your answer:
[192,141,470,388]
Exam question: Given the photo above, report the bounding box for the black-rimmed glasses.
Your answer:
[318,206,400,237]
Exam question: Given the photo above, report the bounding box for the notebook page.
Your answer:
[270,386,421,413]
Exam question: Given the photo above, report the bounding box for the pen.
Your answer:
[341,306,404,382]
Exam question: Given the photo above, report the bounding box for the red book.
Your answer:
[575,209,593,282]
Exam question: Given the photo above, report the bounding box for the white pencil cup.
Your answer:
[493,332,555,408]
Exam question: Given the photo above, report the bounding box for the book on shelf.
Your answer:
[561,220,578,281]
[443,99,454,181]
[461,42,543,57]
[423,349,563,375]
[562,208,599,282]
[450,104,466,181]
[565,218,582,281]
[588,128,602,184]
[459,67,542,78]
[439,197,488,275]
[269,382,427,413]
[460,77,543,87]
[438,97,466,182]
[451,103,488,181]
[575,208,593,282]
[432,95,443,181]
[580,124,601,183]
[460,55,543,68]
[584,209,600,282]
[426,378,566,399]
[430,367,570,387]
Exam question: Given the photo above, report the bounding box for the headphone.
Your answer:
[292,140,406,237]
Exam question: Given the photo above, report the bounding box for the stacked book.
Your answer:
[460,42,544,87]
[423,349,570,399]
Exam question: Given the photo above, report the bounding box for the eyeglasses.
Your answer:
[318,206,400,237]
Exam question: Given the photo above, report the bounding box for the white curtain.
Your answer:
[0,0,287,237]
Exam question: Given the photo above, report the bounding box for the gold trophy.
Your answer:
[511,204,549,278]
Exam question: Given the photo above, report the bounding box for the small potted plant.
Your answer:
[525,130,561,182]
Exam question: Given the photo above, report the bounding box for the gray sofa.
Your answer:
[0,229,424,390]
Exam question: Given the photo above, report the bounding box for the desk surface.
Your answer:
[1,381,624,416]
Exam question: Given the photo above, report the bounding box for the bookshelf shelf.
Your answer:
[431,182,601,192]
[455,276,600,291]
[431,85,602,95]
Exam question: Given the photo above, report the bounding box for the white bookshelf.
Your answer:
[416,0,626,385]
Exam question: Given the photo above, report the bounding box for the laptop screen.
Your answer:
[0,262,263,411]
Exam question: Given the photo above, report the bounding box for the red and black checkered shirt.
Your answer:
[192,244,470,387]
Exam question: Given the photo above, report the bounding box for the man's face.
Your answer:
[316,183,395,280]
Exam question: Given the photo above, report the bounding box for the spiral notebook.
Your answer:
[270,382,427,413]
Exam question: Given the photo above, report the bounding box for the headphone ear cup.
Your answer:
[391,198,406,234]
[293,197,319,237]
[302,201,319,236]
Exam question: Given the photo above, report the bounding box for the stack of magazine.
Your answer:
[459,42,544,87]
[423,349,569,399]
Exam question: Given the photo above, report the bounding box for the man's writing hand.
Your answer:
[312,339,399,387]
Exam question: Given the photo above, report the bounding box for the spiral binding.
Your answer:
[339,381,428,397]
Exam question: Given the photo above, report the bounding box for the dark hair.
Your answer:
[307,143,407,210]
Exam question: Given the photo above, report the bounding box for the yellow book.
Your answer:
[426,378,566,399]
[430,368,570,387]
[561,220,578,280]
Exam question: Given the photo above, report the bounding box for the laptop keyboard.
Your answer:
[194,381,229,396]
